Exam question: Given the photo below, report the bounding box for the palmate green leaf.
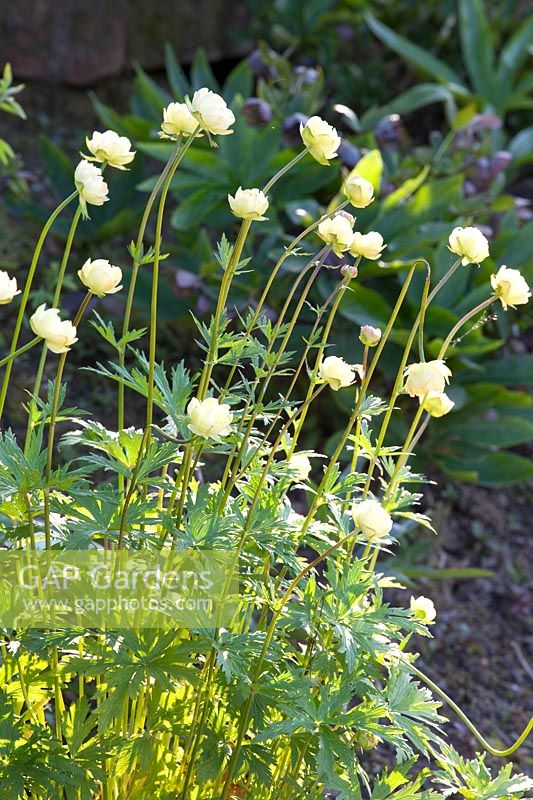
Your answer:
[386,668,445,758]
[433,744,533,799]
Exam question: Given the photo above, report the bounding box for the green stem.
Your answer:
[0,190,77,418]
[411,664,533,757]
[0,336,40,368]
[145,132,198,439]
[118,149,180,438]
[25,204,83,451]
[262,149,308,195]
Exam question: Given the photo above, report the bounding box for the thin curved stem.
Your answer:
[0,337,40,368]
[411,664,533,757]
[0,190,77,418]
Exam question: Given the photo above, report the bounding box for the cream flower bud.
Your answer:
[351,498,393,540]
[161,102,199,137]
[490,265,531,310]
[359,325,382,347]
[188,88,235,136]
[350,231,385,260]
[30,304,78,354]
[319,355,356,391]
[287,452,312,481]
[448,226,490,265]
[317,213,354,256]
[343,173,375,208]
[74,160,109,215]
[300,116,340,165]
[404,360,452,398]
[410,595,436,625]
[77,258,123,297]
[0,270,20,304]
[228,187,269,221]
[420,391,455,418]
[85,130,135,169]
[187,397,233,439]
[341,264,358,279]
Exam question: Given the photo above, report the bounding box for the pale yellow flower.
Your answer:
[78,259,123,297]
[319,355,357,390]
[448,226,489,265]
[161,102,199,137]
[74,160,109,215]
[404,360,451,398]
[300,116,340,165]
[0,270,20,304]
[349,231,385,260]
[228,187,269,221]
[490,265,531,310]
[317,213,354,256]
[287,453,312,481]
[187,397,233,439]
[188,88,235,136]
[85,130,135,169]
[30,305,78,354]
[352,498,393,540]
[359,325,382,347]
[410,595,436,625]
[420,391,455,418]
[343,172,375,208]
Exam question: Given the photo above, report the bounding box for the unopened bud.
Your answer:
[341,264,358,279]
[359,325,382,347]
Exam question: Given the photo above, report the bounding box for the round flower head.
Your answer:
[359,325,381,347]
[228,187,269,221]
[78,258,123,297]
[448,226,489,265]
[343,173,375,208]
[420,391,454,418]
[410,595,436,625]
[350,231,385,260]
[317,213,354,256]
[85,130,135,169]
[319,355,357,391]
[404,360,451,398]
[187,397,233,439]
[74,160,109,216]
[0,270,20,304]
[30,304,78,354]
[161,102,199,138]
[300,116,340,165]
[188,88,235,136]
[287,452,312,481]
[490,265,531,310]
[352,498,393,540]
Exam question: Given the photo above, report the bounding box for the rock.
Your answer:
[1,0,249,86]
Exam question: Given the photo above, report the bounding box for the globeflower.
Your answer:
[349,231,385,260]
[77,259,123,297]
[319,355,357,390]
[161,102,199,137]
[85,130,135,169]
[30,305,78,354]
[287,453,312,481]
[448,226,489,265]
[352,498,393,540]
[410,595,436,625]
[490,265,531,310]
[359,325,381,347]
[74,160,109,216]
[420,391,455,418]
[300,116,340,165]
[187,397,233,439]
[0,270,20,304]
[404,360,451,398]
[343,173,375,208]
[228,187,269,221]
[317,213,354,256]
[188,88,235,136]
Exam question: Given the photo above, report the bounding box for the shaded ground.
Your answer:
[413,478,532,772]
